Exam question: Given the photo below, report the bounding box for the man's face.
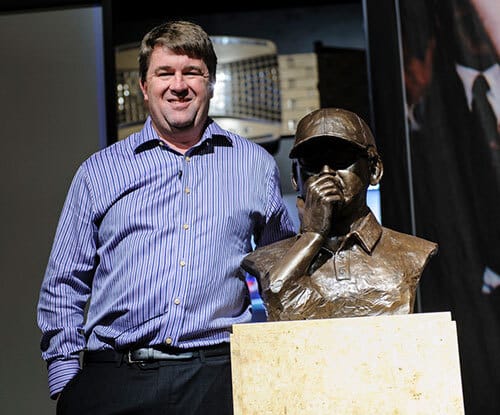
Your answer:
[295,137,371,210]
[453,2,497,69]
[140,45,213,138]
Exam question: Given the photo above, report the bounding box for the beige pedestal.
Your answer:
[230,312,464,414]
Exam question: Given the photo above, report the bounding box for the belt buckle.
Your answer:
[127,350,143,364]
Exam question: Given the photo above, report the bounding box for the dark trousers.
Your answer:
[56,353,233,415]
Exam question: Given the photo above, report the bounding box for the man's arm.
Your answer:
[37,164,96,398]
[267,232,325,293]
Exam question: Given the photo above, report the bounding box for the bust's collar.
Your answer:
[325,210,382,254]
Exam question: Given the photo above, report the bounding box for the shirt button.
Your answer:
[174,298,181,305]
[184,187,190,194]
[165,337,173,345]
[180,260,186,267]
[183,224,189,230]
[338,252,345,258]
[185,156,191,162]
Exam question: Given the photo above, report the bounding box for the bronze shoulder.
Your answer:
[381,227,438,268]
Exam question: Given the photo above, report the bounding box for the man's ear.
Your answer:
[291,160,299,191]
[370,158,384,186]
[139,79,148,101]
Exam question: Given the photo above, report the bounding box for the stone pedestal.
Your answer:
[230,312,464,414]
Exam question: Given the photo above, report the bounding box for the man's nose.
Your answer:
[170,73,188,89]
[320,164,337,175]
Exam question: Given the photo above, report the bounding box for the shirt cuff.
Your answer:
[47,358,81,400]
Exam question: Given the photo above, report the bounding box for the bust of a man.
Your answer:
[242,108,438,321]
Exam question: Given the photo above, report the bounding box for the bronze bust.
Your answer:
[242,108,438,321]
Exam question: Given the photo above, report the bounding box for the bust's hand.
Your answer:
[300,173,341,236]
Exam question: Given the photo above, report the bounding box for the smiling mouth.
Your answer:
[168,99,191,109]
[169,97,191,103]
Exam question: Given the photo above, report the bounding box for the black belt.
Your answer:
[84,343,230,364]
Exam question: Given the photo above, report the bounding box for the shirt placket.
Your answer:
[333,247,350,281]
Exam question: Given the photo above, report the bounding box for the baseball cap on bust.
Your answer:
[289,107,378,159]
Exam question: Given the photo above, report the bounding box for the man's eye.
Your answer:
[301,159,356,173]
[183,71,204,78]
[158,72,174,78]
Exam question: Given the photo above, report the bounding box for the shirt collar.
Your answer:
[347,210,383,253]
[456,63,500,110]
[133,117,233,154]
[323,210,381,255]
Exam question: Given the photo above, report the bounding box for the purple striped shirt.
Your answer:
[37,117,295,398]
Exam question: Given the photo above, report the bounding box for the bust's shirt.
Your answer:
[244,211,438,321]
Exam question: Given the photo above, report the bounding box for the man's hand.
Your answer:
[300,173,342,236]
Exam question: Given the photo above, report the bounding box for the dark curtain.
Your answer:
[367,0,500,413]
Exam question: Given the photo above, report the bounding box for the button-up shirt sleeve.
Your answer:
[254,160,296,247]
[37,163,97,396]
[47,358,81,399]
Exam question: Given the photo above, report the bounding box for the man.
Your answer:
[449,0,500,291]
[416,0,500,293]
[242,108,438,321]
[37,20,295,414]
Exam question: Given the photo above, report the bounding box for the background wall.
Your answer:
[0,6,106,414]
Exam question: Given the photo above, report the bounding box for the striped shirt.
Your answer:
[37,117,296,398]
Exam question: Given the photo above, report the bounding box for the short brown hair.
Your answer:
[138,20,217,85]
